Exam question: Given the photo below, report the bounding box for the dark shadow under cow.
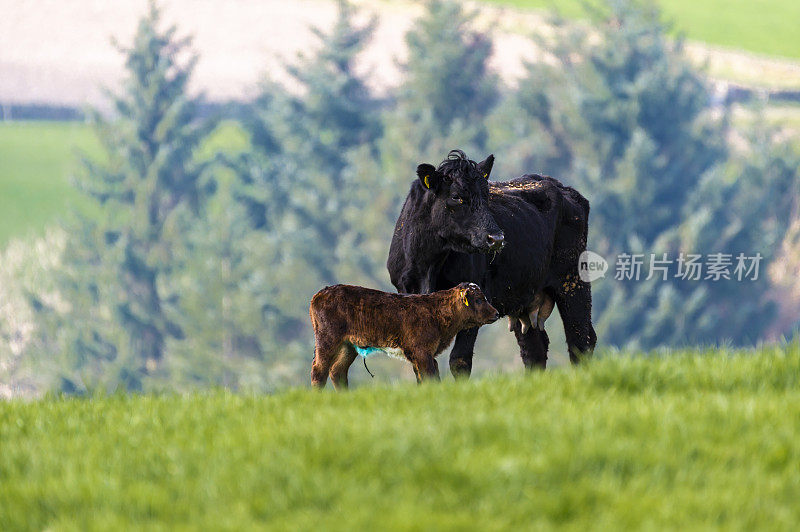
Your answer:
[387,149,597,376]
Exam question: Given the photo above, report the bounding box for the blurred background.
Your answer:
[1,0,799,396]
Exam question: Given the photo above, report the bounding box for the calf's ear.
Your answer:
[417,163,440,192]
[460,288,469,307]
[477,154,494,179]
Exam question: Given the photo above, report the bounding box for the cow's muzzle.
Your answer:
[486,232,505,252]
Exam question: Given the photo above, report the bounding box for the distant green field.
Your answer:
[487,0,800,59]
[0,121,248,247]
[0,122,99,246]
[2,346,800,530]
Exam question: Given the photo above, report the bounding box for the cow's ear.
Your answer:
[477,154,494,180]
[460,288,469,307]
[417,163,441,191]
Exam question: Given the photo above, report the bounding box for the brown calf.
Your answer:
[309,282,499,389]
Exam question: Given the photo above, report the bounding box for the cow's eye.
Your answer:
[445,194,466,210]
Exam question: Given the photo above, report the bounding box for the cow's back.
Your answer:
[310,284,439,344]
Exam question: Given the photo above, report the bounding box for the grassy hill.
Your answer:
[2,346,800,530]
[486,0,800,59]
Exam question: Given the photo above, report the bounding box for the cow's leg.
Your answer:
[330,343,357,391]
[448,326,479,379]
[554,275,597,364]
[311,337,340,389]
[409,351,440,383]
[512,319,549,369]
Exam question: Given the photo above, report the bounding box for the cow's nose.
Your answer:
[487,233,505,250]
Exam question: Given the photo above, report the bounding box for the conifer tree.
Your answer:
[160,188,311,391]
[669,124,800,345]
[32,3,213,391]
[236,0,382,284]
[488,0,735,348]
[382,0,499,182]
[215,0,386,384]
[493,0,800,348]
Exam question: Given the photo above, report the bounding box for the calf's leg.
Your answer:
[311,336,341,389]
[409,351,440,383]
[448,327,479,379]
[330,343,357,391]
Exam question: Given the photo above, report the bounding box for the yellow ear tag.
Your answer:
[424,175,431,189]
[462,293,469,306]
[483,173,488,178]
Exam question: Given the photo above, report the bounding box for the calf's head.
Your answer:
[454,282,499,327]
[417,150,505,254]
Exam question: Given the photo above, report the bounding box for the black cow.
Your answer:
[387,149,596,376]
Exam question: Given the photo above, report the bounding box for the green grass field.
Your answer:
[487,0,800,59]
[0,121,248,247]
[0,122,99,246]
[2,346,800,530]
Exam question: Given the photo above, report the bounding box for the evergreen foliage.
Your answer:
[187,0,391,388]
[29,3,214,392]
[235,0,383,281]
[381,0,499,185]
[487,1,798,348]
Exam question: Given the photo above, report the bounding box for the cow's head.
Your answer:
[416,150,505,254]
